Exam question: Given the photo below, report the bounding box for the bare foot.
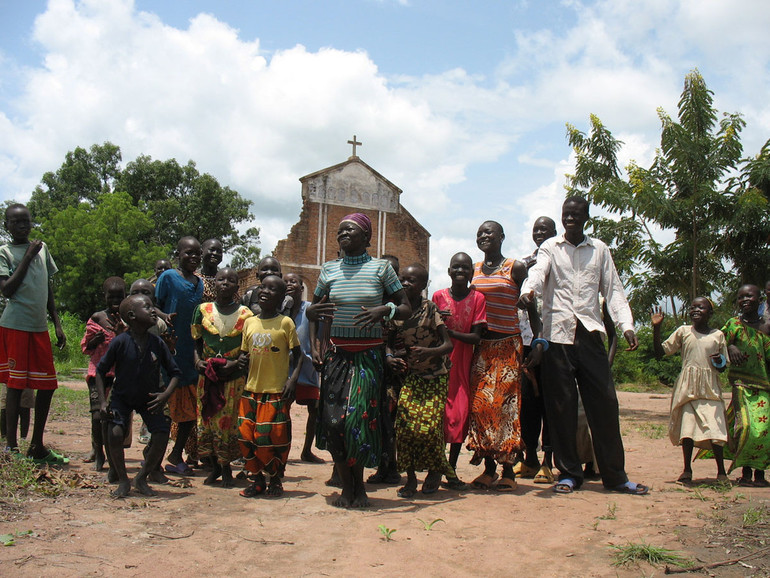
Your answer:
[106,468,118,484]
[300,451,325,464]
[111,480,131,498]
[422,470,442,494]
[326,472,342,488]
[221,466,234,488]
[93,453,106,472]
[266,478,284,497]
[351,486,370,508]
[134,477,157,496]
[204,462,222,486]
[148,470,169,484]
[333,494,353,508]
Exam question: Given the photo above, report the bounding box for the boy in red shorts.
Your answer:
[0,203,67,463]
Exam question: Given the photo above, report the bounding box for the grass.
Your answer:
[610,541,693,568]
[742,505,767,528]
[0,452,69,503]
[632,422,667,439]
[49,386,90,420]
[597,502,617,520]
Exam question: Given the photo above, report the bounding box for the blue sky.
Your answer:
[1,0,769,292]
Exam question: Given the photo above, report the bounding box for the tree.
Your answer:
[565,70,748,319]
[40,192,168,319]
[27,143,262,318]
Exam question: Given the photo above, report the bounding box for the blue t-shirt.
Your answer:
[97,332,181,406]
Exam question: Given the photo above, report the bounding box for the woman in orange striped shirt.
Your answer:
[468,221,540,491]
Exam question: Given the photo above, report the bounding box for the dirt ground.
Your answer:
[1,385,768,577]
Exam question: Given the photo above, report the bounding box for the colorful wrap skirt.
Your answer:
[467,334,524,465]
[396,373,455,476]
[197,375,247,464]
[316,344,383,469]
[238,392,292,477]
[725,386,770,472]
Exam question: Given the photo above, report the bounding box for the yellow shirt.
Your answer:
[241,314,299,394]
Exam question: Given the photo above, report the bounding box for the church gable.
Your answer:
[302,158,401,213]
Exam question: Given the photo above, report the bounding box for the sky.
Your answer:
[1,0,769,292]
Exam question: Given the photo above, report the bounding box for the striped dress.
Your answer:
[467,259,524,464]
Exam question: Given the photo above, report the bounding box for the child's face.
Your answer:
[130,296,157,328]
[688,298,712,324]
[257,258,281,281]
[155,260,172,278]
[284,273,303,300]
[399,267,426,300]
[448,255,473,285]
[202,240,223,269]
[737,285,760,315]
[4,207,32,243]
[177,241,201,273]
[105,287,126,312]
[532,217,557,247]
[214,269,239,300]
[476,222,503,253]
[129,280,155,300]
[258,276,286,312]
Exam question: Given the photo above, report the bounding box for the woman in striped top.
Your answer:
[468,220,540,491]
[309,213,411,509]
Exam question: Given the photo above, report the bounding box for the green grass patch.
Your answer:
[632,422,667,439]
[610,541,693,568]
[742,505,767,527]
[49,386,90,421]
[0,453,69,502]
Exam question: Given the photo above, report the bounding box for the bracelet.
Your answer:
[711,354,726,369]
[532,338,550,351]
[385,353,394,358]
[384,301,397,321]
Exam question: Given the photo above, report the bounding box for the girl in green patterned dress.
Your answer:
[191,268,251,487]
[722,284,770,487]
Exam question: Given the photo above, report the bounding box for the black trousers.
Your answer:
[520,346,550,463]
[541,322,628,489]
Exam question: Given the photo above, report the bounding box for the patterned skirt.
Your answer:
[316,346,383,469]
[396,373,455,476]
[197,375,247,464]
[238,392,292,477]
[725,386,770,472]
[467,335,523,465]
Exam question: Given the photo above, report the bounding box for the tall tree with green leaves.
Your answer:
[565,69,747,319]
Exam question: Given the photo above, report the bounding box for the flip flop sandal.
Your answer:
[533,465,555,484]
[610,482,649,495]
[753,478,770,488]
[165,461,194,476]
[442,477,469,491]
[676,474,693,485]
[737,477,755,487]
[397,486,417,498]
[471,472,499,490]
[494,477,518,492]
[553,479,575,494]
[239,480,266,498]
[513,462,538,478]
[32,450,70,466]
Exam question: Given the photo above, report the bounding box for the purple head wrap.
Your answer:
[340,212,372,240]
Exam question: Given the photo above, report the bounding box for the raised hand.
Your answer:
[650,305,664,327]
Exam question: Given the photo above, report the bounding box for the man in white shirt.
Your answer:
[519,196,648,495]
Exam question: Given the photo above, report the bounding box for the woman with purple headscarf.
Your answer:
[309,213,411,508]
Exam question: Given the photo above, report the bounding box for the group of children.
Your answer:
[1,200,769,505]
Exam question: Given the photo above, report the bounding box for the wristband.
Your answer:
[711,354,726,369]
[532,337,550,351]
[386,353,394,358]
[384,301,397,321]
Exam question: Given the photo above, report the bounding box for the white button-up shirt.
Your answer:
[520,233,634,345]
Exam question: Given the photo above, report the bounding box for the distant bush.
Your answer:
[49,311,86,378]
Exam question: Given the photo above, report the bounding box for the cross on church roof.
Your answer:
[347,135,362,157]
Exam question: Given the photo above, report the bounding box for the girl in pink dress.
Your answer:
[432,252,486,483]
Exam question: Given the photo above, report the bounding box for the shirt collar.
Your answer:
[342,251,372,265]
[555,233,594,247]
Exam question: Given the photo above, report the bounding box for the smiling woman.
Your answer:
[308,213,411,509]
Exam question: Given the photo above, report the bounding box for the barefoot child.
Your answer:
[387,264,458,497]
[81,277,126,470]
[0,203,67,463]
[652,298,728,483]
[191,268,252,487]
[238,275,303,498]
[96,295,181,497]
[155,237,204,475]
[431,252,486,484]
[722,284,770,487]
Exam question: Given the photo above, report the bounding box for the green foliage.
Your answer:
[377,525,397,541]
[612,325,681,386]
[417,518,444,530]
[27,142,262,319]
[49,387,89,421]
[49,312,86,378]
[565,70,757,319]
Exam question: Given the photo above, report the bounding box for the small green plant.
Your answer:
[610,541,693,568]
[742,505,767,527]
[378,525,396,541]
[633,422,666,439]
[597,502,617,520]
[417,518,444,530]
[691,488,708,502]
[0,530,35,546]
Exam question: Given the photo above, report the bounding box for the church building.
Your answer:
[272,137,430,293]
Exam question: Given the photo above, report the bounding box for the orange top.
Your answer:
[472,258,520,335]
